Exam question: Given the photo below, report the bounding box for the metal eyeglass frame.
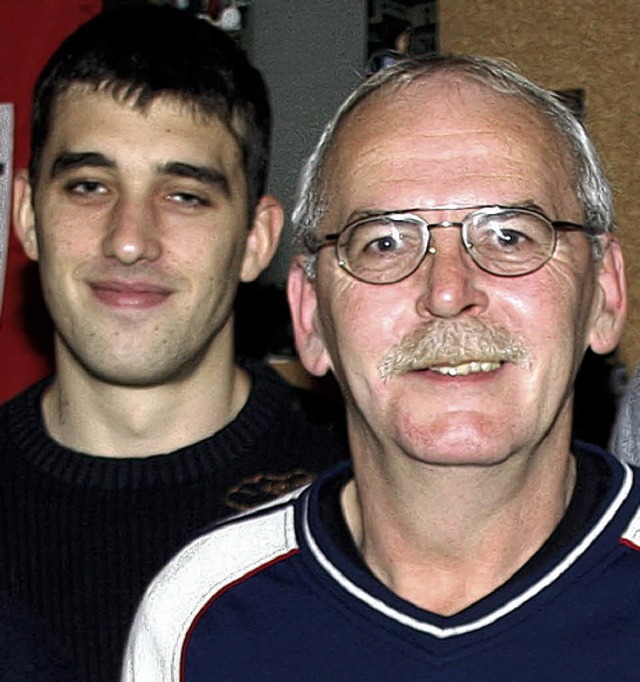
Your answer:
[305,204,600,285]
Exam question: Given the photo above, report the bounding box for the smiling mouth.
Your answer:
[89,280,173,308]
[428,361,502,377]
[378,320,529,380]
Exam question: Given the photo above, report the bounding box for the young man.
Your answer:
[1,6,346,681]
[122,56,636,681]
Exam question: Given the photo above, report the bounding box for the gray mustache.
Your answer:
[378,320,529,379]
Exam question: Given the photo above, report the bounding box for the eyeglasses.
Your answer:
[307,205,594,284]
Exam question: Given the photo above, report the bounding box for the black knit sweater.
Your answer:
[0,595,77,681]
[0,362,347,682]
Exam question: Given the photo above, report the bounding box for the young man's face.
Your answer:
[15,86,279,387]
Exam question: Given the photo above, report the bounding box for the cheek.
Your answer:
[504,269,596,392]
[173,229,243,280]
[206,226,248,272]
[317,281,409,386]
[36,231,77,279]
[36,204,103,270]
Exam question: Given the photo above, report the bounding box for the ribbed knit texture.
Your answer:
[0,362,347,682]
[0,595,77,681]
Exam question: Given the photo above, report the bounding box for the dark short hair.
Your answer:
[29,4,271,210]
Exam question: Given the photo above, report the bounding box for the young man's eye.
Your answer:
[65,179,108,195]
[167,191,212,207]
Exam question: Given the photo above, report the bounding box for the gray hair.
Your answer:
[292,54,614,278]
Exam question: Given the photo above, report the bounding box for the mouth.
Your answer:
[89,279,173,308]
[428,360,502,377]
[377,320,529,380]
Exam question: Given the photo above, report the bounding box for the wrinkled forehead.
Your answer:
[321,75,578,217]
[332,74,570,159]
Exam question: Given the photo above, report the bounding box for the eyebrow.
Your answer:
[161,161,231,198]
[48,153,231,198]
[501,200,549,215]
[49,151,115,179]
[345,200,552,224]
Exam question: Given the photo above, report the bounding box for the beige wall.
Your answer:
[440,0,640,369]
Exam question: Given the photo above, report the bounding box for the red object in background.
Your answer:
[0,0,101,404]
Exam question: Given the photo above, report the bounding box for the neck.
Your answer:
[341,442,576,616]
[42,346,250,458]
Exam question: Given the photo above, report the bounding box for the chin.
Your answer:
[409,446,514,469]
[395,415,517,468]
[79,357,189,388]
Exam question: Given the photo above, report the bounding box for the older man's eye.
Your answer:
[349,231,401,261]
[350,222,418,256]
[488,227,530,250]
[367,234,402,253]
[473,226,539,257]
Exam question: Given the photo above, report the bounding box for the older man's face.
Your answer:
[289,76,625,468]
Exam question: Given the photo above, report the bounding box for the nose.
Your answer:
[415,227,489,319]
[101,196,162,265]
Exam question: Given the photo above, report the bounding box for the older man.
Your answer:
[122,56,633,681]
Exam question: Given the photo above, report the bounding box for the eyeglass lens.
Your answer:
[337,209,556,283]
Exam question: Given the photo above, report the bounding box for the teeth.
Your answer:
[430,361,501,376]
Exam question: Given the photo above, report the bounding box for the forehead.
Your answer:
[324,76,578,218]
[45,86,241,164]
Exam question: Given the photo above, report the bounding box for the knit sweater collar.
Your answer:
[2,361,293,490]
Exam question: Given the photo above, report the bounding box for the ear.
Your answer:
[588,236,627,355]
[13,170,39,261]
[286,256,333,377]
[240,194,284,283]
